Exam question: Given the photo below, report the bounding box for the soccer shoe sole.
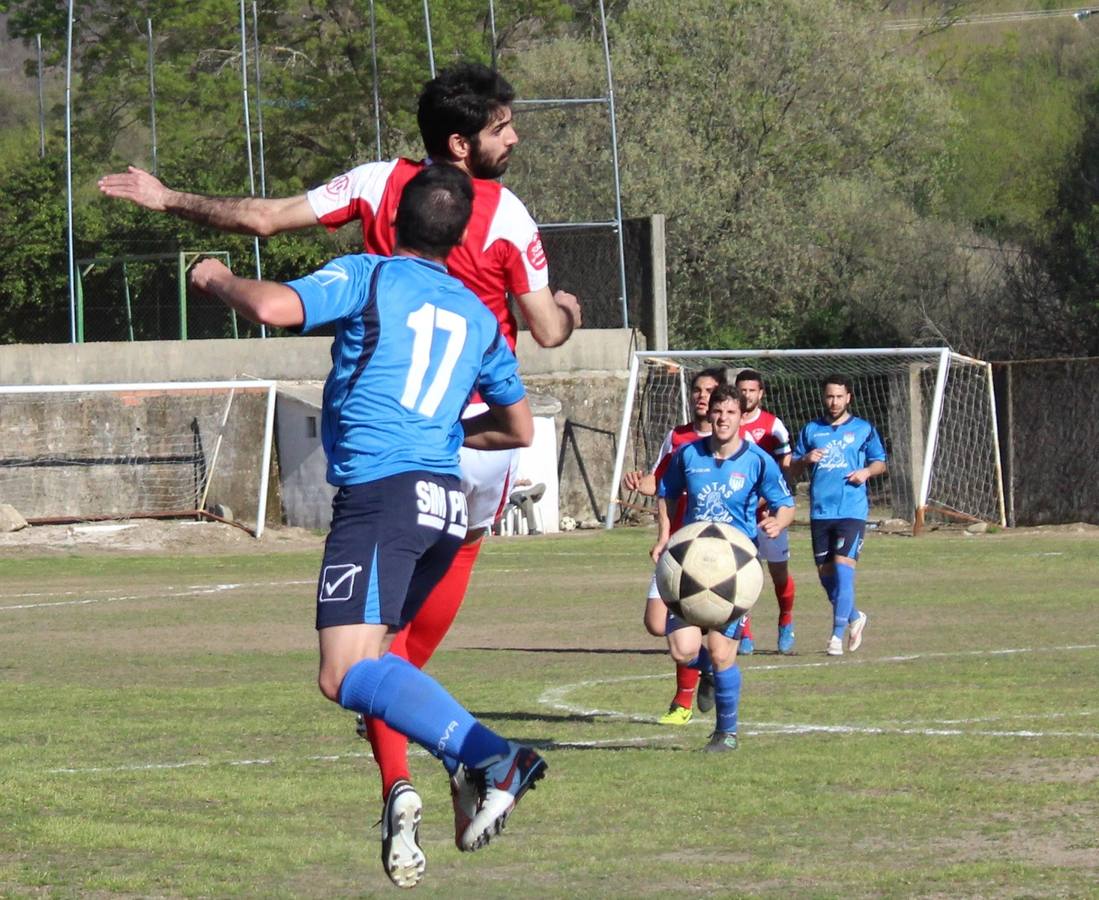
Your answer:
[848,613,868,652]
[461,756,548,852]
[450,771,479,852]
[381,785,426,889]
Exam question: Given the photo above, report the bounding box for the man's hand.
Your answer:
[846,468,871,486]
[623,469,657,496]
[759,514,784,539]
[188,258,232,294]
[805,448,825,464]
[554,289,582,330]
[98,166,171,211]
[650,540,667,565]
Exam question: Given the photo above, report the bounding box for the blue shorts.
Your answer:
[810,518,865,564]
[665,608,746,640]
[315,471,469,630]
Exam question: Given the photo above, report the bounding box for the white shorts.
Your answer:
[756,527,790,564]
[460,403,520,530]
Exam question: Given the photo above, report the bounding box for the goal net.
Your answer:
[0,380,277,538]
[607,349,1005,531]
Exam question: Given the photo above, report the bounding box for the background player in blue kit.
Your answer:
[652,385,795,751]
[188,165,545,889]
[789,375,888,657]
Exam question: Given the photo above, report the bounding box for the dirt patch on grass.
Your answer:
[0,519,325,556]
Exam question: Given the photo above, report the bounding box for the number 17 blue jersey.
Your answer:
[287,253,526,486]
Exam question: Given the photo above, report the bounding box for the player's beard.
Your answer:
[468,136,510,179]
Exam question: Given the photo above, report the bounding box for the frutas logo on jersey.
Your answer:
[819,441,849,470]
[695,483,735,522]
[324,174,350,197]
[526,235,547,270]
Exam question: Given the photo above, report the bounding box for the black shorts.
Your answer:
[810,518,866,564]
[315,471,469,630]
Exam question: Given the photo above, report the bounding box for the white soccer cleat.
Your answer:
[380,779,426,889]
[460,743,547,852]
[449,767,480,852]
[826,635,844,656]
[848,612,868,652]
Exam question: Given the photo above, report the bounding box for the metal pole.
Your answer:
[64,1,77,343]
[605,351,642,529]
[423,0,436,78]
[916,348,952,517]
[251,2,267,199]
[122,262,135,341]
[147,19,159,175]
[177,251,188,339]
[488,0,498,68]
[238,0,266,337]
[36,34,45,158]
[597,0,630,328]
[368,0,382,160]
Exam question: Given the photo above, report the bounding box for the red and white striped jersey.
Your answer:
[653,423,708,532]
[738,408,791,461]
[306,158,549,350]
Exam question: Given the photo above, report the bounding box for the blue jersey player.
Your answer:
[790,375,888,657]
[189,165,545,889]
[654,385,795,752]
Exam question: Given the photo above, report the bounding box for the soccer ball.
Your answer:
[559,515,577,532]
[655,521,764,629]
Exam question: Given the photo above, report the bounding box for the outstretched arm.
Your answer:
[98,166,319,237]
[514,286,581,348]
[188,258,304,328]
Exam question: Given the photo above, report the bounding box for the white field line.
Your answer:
[40,643,1099,777]
[1,579,314,611]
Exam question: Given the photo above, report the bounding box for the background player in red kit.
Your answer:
[100,63,581,850]
[622,367,726,724]
[734,369,798,655]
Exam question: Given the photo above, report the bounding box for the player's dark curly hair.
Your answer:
[706,384,747,412]
[396,165,474,259]
[821,374,853,393]
[734,368,765,389]
[690,367,727,389]
[418,63,515,158]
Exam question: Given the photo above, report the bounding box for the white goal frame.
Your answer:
[606,348,1007,532]
[0,379,277,539]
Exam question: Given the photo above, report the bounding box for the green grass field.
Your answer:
[2,525,1098,898]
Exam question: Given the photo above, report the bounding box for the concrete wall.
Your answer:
[0,330,638,527]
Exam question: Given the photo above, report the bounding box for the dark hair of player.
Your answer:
[418,63,516,158]
[395,165,474,259]
[707,384,747,412]
[821,373,853,393]
[734,368,765,389]
[691,367,727,390]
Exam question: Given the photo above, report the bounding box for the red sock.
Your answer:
[774,573,796,627]
[368,538,483,800]
[740,614,754,639]
[673,664,701,709]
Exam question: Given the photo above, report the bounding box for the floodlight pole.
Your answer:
[238,0,266,337]
[368,0,382,160]
[36,34,45,158]
[423,0,436,78]
[147,19,159,176]
[64,0,77,343]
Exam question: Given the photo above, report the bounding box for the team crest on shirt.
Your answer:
[843,431,856,445]
[526,235,547,269]
[324,174,350,197]
[750,428,766,442]
[728,472,747,492]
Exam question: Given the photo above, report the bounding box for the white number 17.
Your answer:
[400,302,468,416]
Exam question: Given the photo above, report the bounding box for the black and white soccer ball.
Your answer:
[655,521,764,629]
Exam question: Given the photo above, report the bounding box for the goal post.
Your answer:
[0,380,278,538]
[606,348,1006,532]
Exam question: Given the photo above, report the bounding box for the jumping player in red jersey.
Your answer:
[734,369,798,655]
[622,367,725,725]
[100,63,581,858]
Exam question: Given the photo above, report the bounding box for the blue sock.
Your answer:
[832,564,856,638]
[695,646,713,676]
[819,571,837,608]
[713,664,742,734]
[338,655,510,768]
